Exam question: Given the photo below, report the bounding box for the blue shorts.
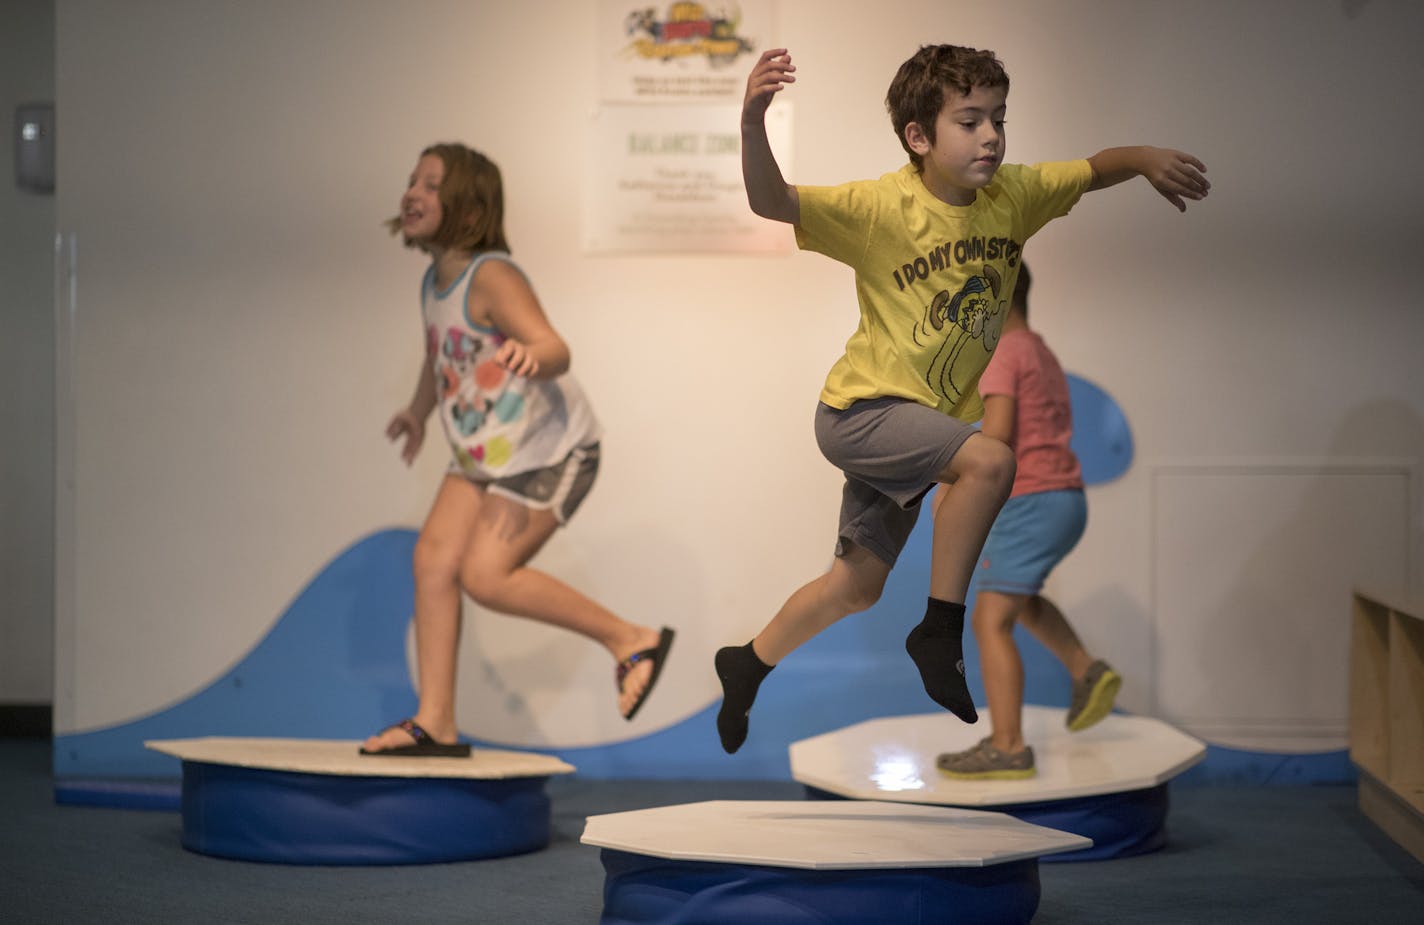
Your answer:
[976,489,1087,595]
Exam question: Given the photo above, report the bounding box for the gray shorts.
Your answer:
[814,399,978,566]
[468,443,600,525]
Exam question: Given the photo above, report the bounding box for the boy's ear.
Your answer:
[904,122,931,156]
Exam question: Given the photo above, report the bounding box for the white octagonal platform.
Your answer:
[581,799,1089,869]
[146,736,574,778]
[790,705,1205,806]
[146,737,574,865]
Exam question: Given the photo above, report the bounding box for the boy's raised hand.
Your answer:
[743,49,795,125]
[1141,148,1210,212]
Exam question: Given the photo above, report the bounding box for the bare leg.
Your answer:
[365,477,663,752]
[753,544,891,665]
[901,435,1015,721]
[1017,595,1094,681]
[973,590,1032,754]
[363,475,480,751]
[929,433,1016,602]
[716,544,891,753]
[458,488,661,718]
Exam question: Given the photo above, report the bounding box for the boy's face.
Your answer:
[908,84,1007,206]
[400,153,445,244]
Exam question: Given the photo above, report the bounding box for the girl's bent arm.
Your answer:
[474,260,571,380]
[409,350,438,419]
[386,349,436,465]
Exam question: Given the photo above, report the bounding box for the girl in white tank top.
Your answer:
[420,250,600,480]
[360,144,674,757]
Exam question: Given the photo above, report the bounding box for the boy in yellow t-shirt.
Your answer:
[715,44,1209,754]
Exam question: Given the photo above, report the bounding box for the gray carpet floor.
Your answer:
[2,739,1420,923]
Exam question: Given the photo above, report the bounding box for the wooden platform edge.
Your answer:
[1357,766,1424,865]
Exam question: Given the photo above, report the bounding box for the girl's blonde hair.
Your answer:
[388,143,510,254]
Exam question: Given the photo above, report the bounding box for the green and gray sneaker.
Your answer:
[1066,659,1122,732]
[936,737,1036,780]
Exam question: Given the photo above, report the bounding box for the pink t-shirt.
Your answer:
[977,328,1083,497]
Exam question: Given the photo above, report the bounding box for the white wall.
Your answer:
[1,0,56,706]
[53,0,1424,750]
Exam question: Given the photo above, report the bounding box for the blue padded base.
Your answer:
[180,760,552,865]
[805,782,1169,862]
[1001,783,1168,861]
[599,850,1041,925]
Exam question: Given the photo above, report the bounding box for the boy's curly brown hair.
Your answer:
[886,45,1009,171]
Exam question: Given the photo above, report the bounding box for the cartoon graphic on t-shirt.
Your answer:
[430,324,525,465]
[438,327,487,437]
[912,264,1006,405]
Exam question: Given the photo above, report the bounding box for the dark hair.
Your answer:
[886,45,1009,170]
[388,143,510,254]
[1012,260,1031,320]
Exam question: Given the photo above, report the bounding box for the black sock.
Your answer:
[715,641,773,754]
[905,598,978,723]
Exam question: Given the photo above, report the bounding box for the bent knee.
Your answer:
[459,562,512,610]
[972,593,1025,633]
[959,436,1016,497]
[412,536,462,587]
[827,571,887,614]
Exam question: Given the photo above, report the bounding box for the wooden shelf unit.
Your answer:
[1349,588,1424,863]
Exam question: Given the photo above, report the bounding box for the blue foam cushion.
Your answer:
[180,760,552,865]
[1005,783,1168,862]
[805,782,1169,863]
[599,850,1041,925]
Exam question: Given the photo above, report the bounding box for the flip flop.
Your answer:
[358,718,471,757]
[617,627,675,722]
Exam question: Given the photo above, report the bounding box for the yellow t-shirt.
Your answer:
[796,160,1093,422]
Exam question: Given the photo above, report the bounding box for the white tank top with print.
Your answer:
[422,252,600,480]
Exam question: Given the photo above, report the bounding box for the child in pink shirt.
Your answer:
[937,262,1121,780]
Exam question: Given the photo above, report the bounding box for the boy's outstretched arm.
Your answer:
[742,49,799,224]
[1086,146,1210,212]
